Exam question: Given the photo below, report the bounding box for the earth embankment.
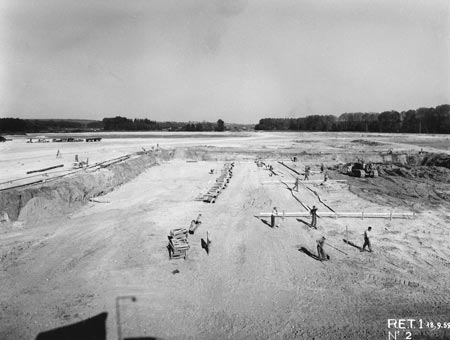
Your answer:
[0,151,173,224]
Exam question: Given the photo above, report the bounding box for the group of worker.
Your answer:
[270,161,373,260]
[271,205,373,261]
[291,164,329,192]
[312,202,373,260]
[316,226,372,261]
[270,205,318,229]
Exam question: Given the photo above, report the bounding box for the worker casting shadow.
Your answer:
[298,247,329,261]
[296,218,311,227]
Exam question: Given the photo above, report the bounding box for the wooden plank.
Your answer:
[89,198,110,203]
[262,180,346,184]
[27,164,64,174]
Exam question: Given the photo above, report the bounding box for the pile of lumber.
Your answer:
[168,228,189,260]
[198,162,235,203]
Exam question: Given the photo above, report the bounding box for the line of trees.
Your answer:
[0,117,227,133]
[102,117,226,132]
[2,104,449,134]
[0,118,100,133]
[255,104,450,133]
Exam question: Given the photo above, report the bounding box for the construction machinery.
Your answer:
[346,162,378,178]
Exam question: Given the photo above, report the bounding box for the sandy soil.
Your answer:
[1,132,450,340]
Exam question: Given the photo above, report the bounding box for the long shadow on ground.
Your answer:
[296,218,313,228]
[343,239,363,251]
[201,238,210,255]
[256,217,273,229]
[298,247,323,261]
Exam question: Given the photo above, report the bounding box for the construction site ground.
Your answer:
[1,132,450,340]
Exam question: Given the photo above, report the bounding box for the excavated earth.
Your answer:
[1,132,450,340]
[332,153,450,211]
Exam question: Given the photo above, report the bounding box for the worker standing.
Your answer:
[310,205,318,229]
[304,166,310,181]
[293,177,300,192]
[361,226,372,252]
[316,236,327,261]
[271,207,279,228]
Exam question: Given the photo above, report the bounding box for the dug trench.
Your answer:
[0,150,174,226]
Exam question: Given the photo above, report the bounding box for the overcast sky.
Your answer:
[0,0,449,123]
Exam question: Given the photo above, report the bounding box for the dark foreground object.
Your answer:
[35,312,107,340]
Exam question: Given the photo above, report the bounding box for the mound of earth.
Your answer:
[420,152,450,168]
[332,158,450,210]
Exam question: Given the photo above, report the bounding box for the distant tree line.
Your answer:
[0,118,100,133]
[102,117,226,132]
[255,104,450,133]
[0,116,226,133]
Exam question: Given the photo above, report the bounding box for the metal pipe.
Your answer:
[116,295,137,340]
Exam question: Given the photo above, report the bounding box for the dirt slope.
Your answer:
[0,151,172,224]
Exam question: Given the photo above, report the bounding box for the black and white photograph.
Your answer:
[1,0,449,339]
